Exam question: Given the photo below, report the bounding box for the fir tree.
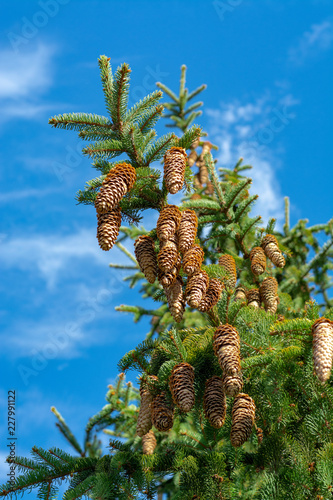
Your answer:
[2,56,333,500]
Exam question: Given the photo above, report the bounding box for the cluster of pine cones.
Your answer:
[235,234,286,313]
[137,324,256,454]
[135,204,224,323]
[95,163,137,251]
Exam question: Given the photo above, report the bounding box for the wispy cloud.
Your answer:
[288,20,333,64]
[206,92,298,225]
[0,43,56,121]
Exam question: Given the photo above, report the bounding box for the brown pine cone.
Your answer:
[158,239,179,273]
[151,392,174,432]
[234,285,247,301]
[95,163,136,213]
[213,324,241,375]
[156,205,182,241]
[218,254,237,288]
[165,277,185,323]
[256,427,263,445]
[163,146,187,194]
[249,247,266,276]
[261,234,285,268]
[260,277,279,314]
[134,235,157,284]
[186,270,209,308]
[158,254,182,287]
[188,149,198,168]
[230,393,256,447]
[182,245,204,276]
[96,208,121,251]
[222,372,243,397]
[312,318,333,383]
[142,429,157,455]
[247,288,261,308]
[178,210,198,253]
[169,362,195,412]
[136,385,153,437]
[203,376,226,428]
[197,278,224,312]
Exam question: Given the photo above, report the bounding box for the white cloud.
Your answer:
[0,228,110,288]
[288,20,333,64]
[0,187,61,203]
[206,92,298,225]
[0,43,56,121]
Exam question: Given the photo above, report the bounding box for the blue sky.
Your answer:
[1,0,333,493]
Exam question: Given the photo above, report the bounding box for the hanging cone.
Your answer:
[96,207,122,251]
[234,285,247,301]
[142,429,157,455]
[247,288,261,308]
[95,163,136,213]
[197,279,224,312]
[151,392,174,432]
[256,427,263,445]
[158,238,179,273]
[134,235,157,284]
[213,324,241,375]
[261,234,285,268]
[312,318,333,383]
[156,205,182,242]
[165,277,185,323]
[186,270,209,308]
[158,254,182,288]
[222,372,243,397]
[178,210,198,253]
[163,146,187,194]
[169,362,195,412]
[249,247,266,276]
[203,376,226,428]
[218,254,237,288]
[136,384,153,437]
[188,149,198,168]
[230,393,256,447]
[260,277,279,314]
[183,245,205,276]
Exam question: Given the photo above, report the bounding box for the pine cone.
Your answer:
[256,427,263,445]
[312,318,333,383]
[156,205,182,241]
[249,247,266,276]
[218,254,237,288]
[95,163,136,213]
[169,362,195,412]
[247,288,261,308]
[197,279,224,312]
[163,146,187,194]
[158,254,182,287]
[165,277,185,323]
[96,208,121,251]
[186,270,209,308]
[136,385,153,437]
[178,210,198,253]
[183,245,204,276]
[203,376,226,428]
[188,149,198,168]
[230,393,256,447]
[234,285,247,301]
[261,234,285,268]
[158,239,179,273]
[151,392,174,432]
[213,324,241,375]
[222,372,243,397]
[260,277,279,314]
[134,235,157,284]
[142,429,157,455]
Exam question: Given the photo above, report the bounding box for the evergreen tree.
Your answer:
[2,56,333,500]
